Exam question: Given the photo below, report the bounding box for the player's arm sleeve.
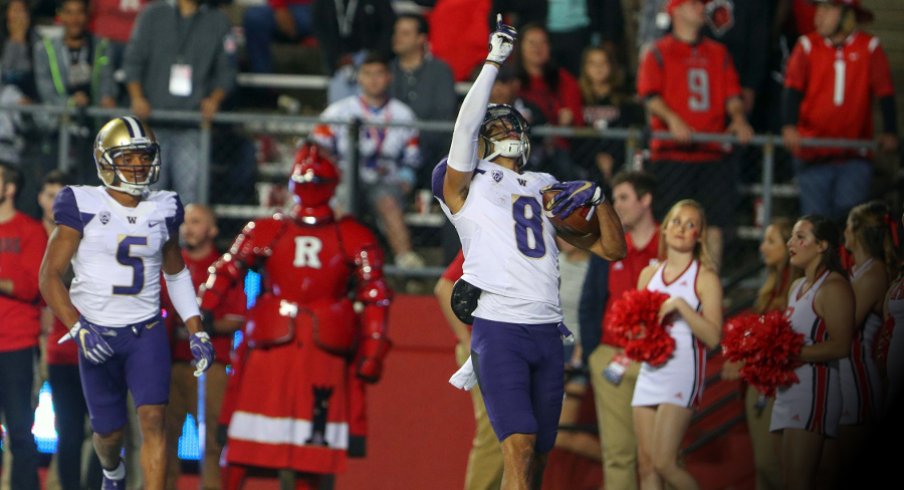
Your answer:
[782,88,803,127]
[447,63,499,172]
[636,47,664,100]
[578,255,608,365]
[869,40,898,134]
[53,187,84,233]
[164,267,201,322]
[783,38,809,91]
[723,50,742,100]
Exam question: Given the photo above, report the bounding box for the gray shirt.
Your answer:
[123,3,236,110]
[390,55,457,170]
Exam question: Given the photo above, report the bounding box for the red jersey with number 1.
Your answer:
[784,31,895,162]
[638,35,741,162]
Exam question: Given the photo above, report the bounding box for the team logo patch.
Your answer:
[99,211,110,225]
[706,0,734,37]
[492,170,503,183]
[517,178,527,186]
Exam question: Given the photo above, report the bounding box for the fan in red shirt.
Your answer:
[781,0,897,222]
[200,141,393,490]
[0,162,46,490]
[637,0,753,269]
[162,203,246,490]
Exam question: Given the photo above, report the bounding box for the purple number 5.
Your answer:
[113,236,147,295]
[512,196,545,258]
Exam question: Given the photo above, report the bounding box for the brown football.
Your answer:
[541,189,601,247]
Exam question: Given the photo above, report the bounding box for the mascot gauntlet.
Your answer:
[356,304,392,383]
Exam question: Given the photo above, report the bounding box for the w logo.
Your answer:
[517,178,527,186]
[127,216,137,224]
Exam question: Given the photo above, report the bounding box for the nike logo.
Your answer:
[148,222,159,228]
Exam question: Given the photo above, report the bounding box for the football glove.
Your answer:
[64,320,115,365]
[190,332,215,377]
[545,181,604,218]
[487,14,517,65]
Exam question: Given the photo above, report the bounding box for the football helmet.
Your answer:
[478,103,531,168]
[93,116,161,196]
[289,141,339,223]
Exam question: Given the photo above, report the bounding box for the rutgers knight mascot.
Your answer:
[199,142,393,489]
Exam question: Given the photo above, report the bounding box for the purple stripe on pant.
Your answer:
[78,316,171,434]
[471,317,564,453]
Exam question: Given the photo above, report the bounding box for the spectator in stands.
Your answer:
[164,204,245,490]
[637,0,753,270]
[88,0,148,106]
[33,0,116,184]
[573,45,644,187]
[1,0,38,100]
[434,250,505,490]
[781,0,897,223]
[513,23,584,180]
[243,0,313,74]
[0,74,26,166]
[772,214,853,490]
[123,0,237,204]
[389,13,456,189]
[721,217,799,490]
[701,0,775,117]
[38,170,104,490]
[312,52,424,270]
[634,199,723,490]
[0,162,47,490]
[312,0,395,102]
[582,170,659,490]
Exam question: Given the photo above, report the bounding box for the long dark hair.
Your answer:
[514,23,561,93]
[800,214,845,276]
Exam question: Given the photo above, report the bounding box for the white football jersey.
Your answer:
[53,186,183,328]
[436,159,561,322]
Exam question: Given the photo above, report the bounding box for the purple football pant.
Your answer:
[471,317,564,453]
[78,316,171,435]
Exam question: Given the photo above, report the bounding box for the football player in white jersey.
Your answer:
[39,116,214,490]
[433,15,626,489]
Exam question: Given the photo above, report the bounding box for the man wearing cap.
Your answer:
[781,0,897,223]
[637,0,753,270]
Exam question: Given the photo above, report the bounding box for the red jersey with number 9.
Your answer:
[784,31,895,162]
[638,35,741,162]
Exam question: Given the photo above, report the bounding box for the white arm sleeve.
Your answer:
[164,267,202,322]
[447,63,499,173]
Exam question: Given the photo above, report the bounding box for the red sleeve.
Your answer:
[637,46,663,99]
[218,280,247,319]
[723,48,742,100]
[7,222,47,302]
[269,0,287,9]
[441,251,465,282]
[559,70,584,126]
[869,40,895,98]
[784,38,810,91]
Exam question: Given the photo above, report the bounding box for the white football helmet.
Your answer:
[478,103,531,168]
[93,116,161,196]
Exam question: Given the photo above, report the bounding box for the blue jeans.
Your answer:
[0,347,39,490]
[243,4,313,73]
[795,158,872,222]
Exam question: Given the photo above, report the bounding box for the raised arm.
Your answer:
[443,16,516,214]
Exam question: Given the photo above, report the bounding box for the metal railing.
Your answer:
[0,103,885,276]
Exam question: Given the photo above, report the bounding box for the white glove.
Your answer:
[486,13,517,65]
[449,355,479,391]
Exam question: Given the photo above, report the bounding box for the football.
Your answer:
[541,189,601,246]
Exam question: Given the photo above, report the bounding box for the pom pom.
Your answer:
[608,289,674,366]
[722,311,804,397]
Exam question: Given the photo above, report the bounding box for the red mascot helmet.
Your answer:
[289,142,339,209]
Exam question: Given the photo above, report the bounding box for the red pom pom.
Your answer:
[722,311,803,397]
[608,289,674,366]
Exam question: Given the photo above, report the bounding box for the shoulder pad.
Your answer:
[337,217,379,247]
